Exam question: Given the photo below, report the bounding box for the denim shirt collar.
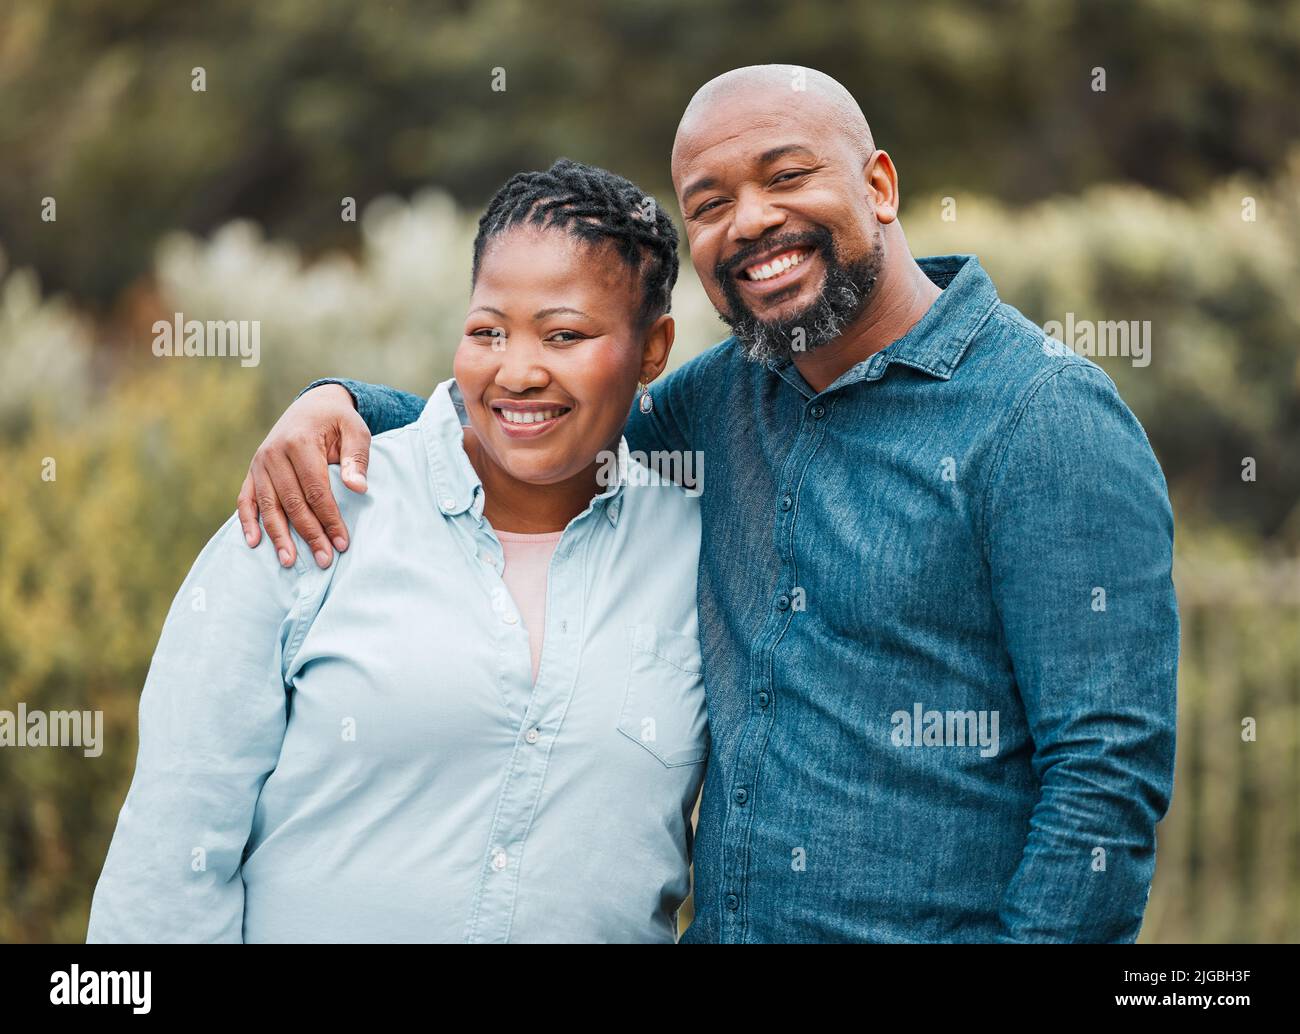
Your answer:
[420,378,628,528]
[771,253,1000,398]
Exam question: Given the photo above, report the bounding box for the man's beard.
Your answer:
[714,226,882,366]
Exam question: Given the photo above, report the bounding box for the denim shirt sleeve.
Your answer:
[86,515,327,943]
[308,357,707,450]
[624,350,710,456]
[301,378,427,435]
[983,363,1178,943]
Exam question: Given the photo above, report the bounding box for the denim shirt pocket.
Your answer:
[617,624,710,767]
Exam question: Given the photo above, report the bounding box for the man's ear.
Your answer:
[865,149,900,224]
[639,314,676,383]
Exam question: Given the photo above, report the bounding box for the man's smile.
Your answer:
[734,244,820,299]
[741,245,814,282]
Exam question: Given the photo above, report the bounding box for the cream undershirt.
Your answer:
[495,529,564,683]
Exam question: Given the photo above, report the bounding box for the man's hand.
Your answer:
[237,384,372,568]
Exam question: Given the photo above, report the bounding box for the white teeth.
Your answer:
[746,250,806,281]
[500,408,565,424]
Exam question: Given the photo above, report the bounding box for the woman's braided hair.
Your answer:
[471,158,680,327]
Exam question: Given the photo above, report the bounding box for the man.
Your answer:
[236,66,1178,942]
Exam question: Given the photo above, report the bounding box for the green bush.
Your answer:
[0,368,266,941]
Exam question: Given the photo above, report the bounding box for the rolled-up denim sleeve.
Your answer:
[87,515,324,943]
[301,378,427,435]
[984,362,1178,943]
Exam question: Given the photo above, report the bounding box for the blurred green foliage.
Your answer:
[0,0,1296,943]
[3,0,1300,302]
[0,369,265,942]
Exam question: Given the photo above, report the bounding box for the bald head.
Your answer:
[674,65,875,169]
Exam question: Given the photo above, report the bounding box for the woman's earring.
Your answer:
[638,381,654,414]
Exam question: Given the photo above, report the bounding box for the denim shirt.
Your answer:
[88,379,708,943]
[308,254,1179,943]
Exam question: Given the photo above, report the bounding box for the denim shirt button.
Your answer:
[725,894,740,911]
[776,594,791,611]
[779,494,793,511]
[757,691,770,708]
[733,787,748,805]
[809,403,826,419]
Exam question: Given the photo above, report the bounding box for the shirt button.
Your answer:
[779,494,793,511]
[503,611,518,625]
[776,594,790,611]
[809,403,826,419]
[758,691,770,708]
[525,728,540,744]
[733,787,748,805]
[725,894,740,911]
[490,848,507,871]
[441,497,456,510]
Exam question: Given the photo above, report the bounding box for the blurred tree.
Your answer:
[1,0,1298,302]
[1,0,1297,945]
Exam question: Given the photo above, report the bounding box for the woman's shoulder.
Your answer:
[616,458,702,549]
[328,421,432,519]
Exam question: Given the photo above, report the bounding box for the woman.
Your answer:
[87,160,708,943]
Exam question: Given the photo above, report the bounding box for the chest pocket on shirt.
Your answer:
[617,624,710,768]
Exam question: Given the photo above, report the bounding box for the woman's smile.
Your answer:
[490,398,574,439]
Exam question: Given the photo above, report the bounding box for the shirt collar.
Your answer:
[770,253,1000,396]
[589,436,630,527]
[421,378,485,520]
[419,378,628,528]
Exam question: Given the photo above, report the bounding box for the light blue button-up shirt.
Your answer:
[88,378,708,943]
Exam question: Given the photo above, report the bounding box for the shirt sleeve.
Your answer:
[301,378,427,436]
[86,514,326,943]
[983,362,1179,943]
[624,350,712,457]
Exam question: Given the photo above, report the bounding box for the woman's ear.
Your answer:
[639,314,676,383]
